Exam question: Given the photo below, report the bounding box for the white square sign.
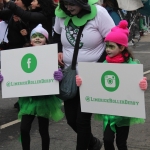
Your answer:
[78,62,146,119]
[1,44,59,98]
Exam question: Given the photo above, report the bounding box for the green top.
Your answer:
[55,0,98,26]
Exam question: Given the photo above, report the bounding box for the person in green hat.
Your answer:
[53,0,115,149]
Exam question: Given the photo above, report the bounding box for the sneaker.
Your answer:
[88,137,102,150]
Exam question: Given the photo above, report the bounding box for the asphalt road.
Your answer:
[0,38,150,150]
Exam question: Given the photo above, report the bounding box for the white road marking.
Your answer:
[0,69,150,129]
[144,70,150,75]
[0,119,21,129]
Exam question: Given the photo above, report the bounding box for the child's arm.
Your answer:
[0,73,3,82]
[139,77,147,90]
[76,75,82,86]
[53,68,63,81]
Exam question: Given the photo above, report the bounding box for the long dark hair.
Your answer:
[38,0,55,17]
[117,44,134,62]
[59,0,72,16]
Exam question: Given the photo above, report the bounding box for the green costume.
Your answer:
[18,95,64,122]
[94,58,145,132]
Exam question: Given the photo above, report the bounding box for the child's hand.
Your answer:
[0,73,3,82]
[53,68,63,81]
[139,77,147,90]
[76,75,82,86]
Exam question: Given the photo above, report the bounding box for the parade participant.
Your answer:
[4,0,55,43]
[1,24,64,150]
[53,0,115,149]
[3,0,55,109]
[0,0,31,49]
[0,0,4,11]
[0,0,31,110]
[76,20,148,150]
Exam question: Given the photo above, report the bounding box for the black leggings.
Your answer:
[103,124,129,150]
[20,115,50,150]
[64,91,96,150]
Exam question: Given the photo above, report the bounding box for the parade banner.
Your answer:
[1,44,59,98]
[78,62,146,119]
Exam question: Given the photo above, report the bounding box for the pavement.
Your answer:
[0,34,150,150]
[139,33,150,43]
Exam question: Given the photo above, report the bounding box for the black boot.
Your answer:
[14,102,20,112]
[88,137,102,150]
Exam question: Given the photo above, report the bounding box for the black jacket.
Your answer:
[0,9,29,49]
[6,1,54,43]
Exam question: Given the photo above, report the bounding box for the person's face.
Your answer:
[15,0,25,9]
[64,1,82,15]
[31,0,40,9]
[30,33,46,46]
[105,42,125,57]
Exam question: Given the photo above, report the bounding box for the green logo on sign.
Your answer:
[101,70,119,92]
[21,53,37,73]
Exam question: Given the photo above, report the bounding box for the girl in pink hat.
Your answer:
[76,20,148,150]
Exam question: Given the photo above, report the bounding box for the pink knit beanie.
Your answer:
[104,20,129,47]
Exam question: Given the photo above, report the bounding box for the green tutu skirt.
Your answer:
[94,114,145,132]
[18,95,64,122]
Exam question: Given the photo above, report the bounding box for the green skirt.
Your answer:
[94,114,145,132]
[18,95,64,122]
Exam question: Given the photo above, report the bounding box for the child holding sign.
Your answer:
[76,20,147,150]
[1,24,64,150]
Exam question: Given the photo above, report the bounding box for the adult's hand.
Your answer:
[13,15,20,22]
[20,29,27,36]
[0,1,3,10]
[58,52,64,67]
[4,0,10,3]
